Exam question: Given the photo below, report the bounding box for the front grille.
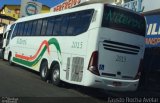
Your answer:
[103,40,140,55]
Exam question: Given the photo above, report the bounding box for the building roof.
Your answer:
[0,4,50,11]
[0,5,20,12]
[0,14,16,20]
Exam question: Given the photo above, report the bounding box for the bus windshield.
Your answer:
[102,5,146,36]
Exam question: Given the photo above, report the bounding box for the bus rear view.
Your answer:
[87,4,146,91]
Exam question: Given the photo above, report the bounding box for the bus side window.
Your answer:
[23,22,29,36]
[8,24,15,38]
[77,10,93,34]
[12,23,19,37]
[67,13,77,36]
[26,21,33,36]
[60,14,69,36]
[41,19,48,36]
[16,23,21,36]
[35,19,43,36]
[53,16,62,36]
[72,12,81,35]
[66,10,94,36]
[46,17,55,36]
[31,20,37,36]
[18,23,25,36]
[74,10,93,35]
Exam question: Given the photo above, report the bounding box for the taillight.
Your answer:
[88,51,100,76]
[134,59,143,80]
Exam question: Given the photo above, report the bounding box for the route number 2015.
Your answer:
[71,41,83,49]
[116,55,127,62]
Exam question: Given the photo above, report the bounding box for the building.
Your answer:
[50,0,119,12]
[0,5,50,20]
[0,4,50,48]
[0,4,50,32]
[117,0,160,91]
[0,5,20,19]
[0,14,16,46]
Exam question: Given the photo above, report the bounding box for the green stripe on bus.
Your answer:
[13,38,61,67]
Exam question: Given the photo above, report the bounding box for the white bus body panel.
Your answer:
[98,28,144,79]
[83,28,145,91]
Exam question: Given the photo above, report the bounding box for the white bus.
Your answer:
[3,3,146,91]
[1,24,12,59]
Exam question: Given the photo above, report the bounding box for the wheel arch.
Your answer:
[50,60,60,70]
[39,58,48,71]
[8,51,12,60]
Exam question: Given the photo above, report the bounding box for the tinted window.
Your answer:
[18,23,25,36]
[16,23,21,36]
[26,21,33,36]
[12,24,19,37]
[102,5,146,36]
[46,17,55,36]
[41,19,48,36]
[79,10,93,34]
[53,16,62,36]
[61,15,69,35]
[67,13,78,35]
[23,22,29,36]
[7,24,15,39]
[31,20,37,36]
[67,9,93,36]
[35,19,43,36]
[10,10,93,37]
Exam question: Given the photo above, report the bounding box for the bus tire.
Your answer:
[8,53,14,66]
[40,60,49,81]
[51,63,61,86]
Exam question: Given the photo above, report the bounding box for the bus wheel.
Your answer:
[40,60,49,81]
[51,63,61,86]
[8,54,14,66]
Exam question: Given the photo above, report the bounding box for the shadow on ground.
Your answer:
[1,51,160,101]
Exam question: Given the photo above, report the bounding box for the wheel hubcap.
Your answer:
[42,66,47,77]
[53,69,59,82]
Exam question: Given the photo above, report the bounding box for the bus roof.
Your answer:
[15,3,142,24]
[15,3,104,23]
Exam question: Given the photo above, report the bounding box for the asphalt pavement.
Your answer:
[0,55,108,103]
[0,50,159,103]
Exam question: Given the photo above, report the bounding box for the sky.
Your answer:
[0,0,65,9]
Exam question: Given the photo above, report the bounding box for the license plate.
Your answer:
[112,81,122,86]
